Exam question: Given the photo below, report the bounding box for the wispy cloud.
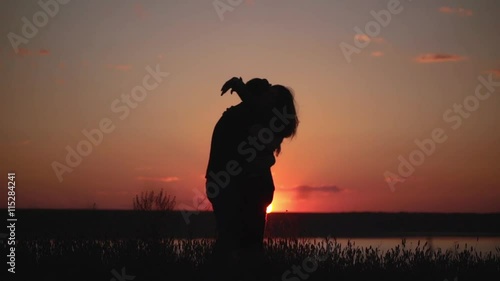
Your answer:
[438,6,473,17]
[136,176,180,183]
[135,166,154,171]
[15,48,31,56]
[0,139,32,147]
[414,53,466,63]
[486,69,500,77]
[354,34,384,44]
[14,48,51,57]
[133,3,149,19]
[106,64,132,71]
[280,185,344,199]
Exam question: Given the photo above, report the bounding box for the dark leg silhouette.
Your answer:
[237,172,275,279]
[204,188,242,280]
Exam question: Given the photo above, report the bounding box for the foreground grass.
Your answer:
[4,237,500,280]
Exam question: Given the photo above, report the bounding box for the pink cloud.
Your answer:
[414,53,466,63]
[486,69,500,77]
[13,48,51,57]
[106,64,132,71]
[354,34,370,43]
[439,6,473,17]
[135,167,153,171]
[278,185,344,200]
[114,64,132,71]
[354,34,385,44]
[133,3,149,19]
[371,51,384,57]
[136,176,180,183]
[15,48,31,56]
[2,139,32,146]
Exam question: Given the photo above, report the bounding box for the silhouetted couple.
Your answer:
[204,77,299,279]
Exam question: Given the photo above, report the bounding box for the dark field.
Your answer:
[2,210,500,280]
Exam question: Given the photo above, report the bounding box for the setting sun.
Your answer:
[266,204,273,214]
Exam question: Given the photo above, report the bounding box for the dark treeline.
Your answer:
[6,209,500,239]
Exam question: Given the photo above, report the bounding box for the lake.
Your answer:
[284,236,500,254]
[173,236,500,254]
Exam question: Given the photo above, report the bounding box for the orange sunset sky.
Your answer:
[1,0,499,212]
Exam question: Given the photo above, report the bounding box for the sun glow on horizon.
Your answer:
[266,204,273,214]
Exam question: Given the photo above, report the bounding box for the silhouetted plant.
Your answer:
[133,189,176,211]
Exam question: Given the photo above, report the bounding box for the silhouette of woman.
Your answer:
[204,77,299,278]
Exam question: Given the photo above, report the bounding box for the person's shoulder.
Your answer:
[222,102,248,116]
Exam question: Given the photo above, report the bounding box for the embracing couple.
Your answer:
[203,77,299,279]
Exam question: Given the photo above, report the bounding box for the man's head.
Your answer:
[245,78,272,96]
[247,79,299,138]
